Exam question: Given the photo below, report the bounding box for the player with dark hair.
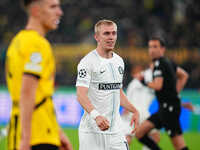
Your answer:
[135,36,189,150]
[121,64,160,150]
[5,0,72,150]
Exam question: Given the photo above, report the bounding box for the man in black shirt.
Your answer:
[135,36,189,150]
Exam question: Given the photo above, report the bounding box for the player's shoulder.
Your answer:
[17,30,47,47]
[113,52,124,64]
[18,30,41,41]
[128,79,142,89]
[160,57,172,64]
[154,57,167,67]
[113,52,123,60]
[78,49,97,66]
[160,57,176,69]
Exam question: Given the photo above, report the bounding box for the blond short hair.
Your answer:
[94,19,117,34]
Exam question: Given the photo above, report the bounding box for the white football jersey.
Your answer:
[76,49,124,134]
[125,69,155,120]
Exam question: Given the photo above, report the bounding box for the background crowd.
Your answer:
[0,0,200,88]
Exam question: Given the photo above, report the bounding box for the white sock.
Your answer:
[142,145,150,150]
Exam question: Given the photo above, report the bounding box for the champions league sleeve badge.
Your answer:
[78,69,87,78]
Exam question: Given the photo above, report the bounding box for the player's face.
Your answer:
[95,24,117,51]
[148,40,165,60]
[38,0,63,31]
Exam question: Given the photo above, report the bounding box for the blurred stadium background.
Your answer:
[0,0,200,149]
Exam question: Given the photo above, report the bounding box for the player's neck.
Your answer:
[152,56,164,61]
[96,47,113,59]
[25,17,47,37]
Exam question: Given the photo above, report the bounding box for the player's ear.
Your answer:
[30,4,40,17]
[163,47,166,52]
[161,47,165,54]
[94,34,99,42]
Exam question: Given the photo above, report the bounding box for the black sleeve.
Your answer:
[153,60,164,78]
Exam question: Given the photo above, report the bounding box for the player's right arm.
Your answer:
[76,86,109,131]
[76,86,95,114]
[20,74,38,150]
[76,59,109,131]
[19,38,46,150]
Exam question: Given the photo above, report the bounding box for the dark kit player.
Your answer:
[135,36,189,150]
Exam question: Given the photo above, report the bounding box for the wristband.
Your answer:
[90,109,100,120]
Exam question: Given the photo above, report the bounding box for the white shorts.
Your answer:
[79,131,129,150]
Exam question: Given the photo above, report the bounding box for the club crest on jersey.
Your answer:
[30,52,42,64]
[79,69,87,78]
[118,66,124,75]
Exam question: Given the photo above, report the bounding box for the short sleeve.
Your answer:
[21,40,46,78]
[144,69,153,83]
[76,59,92,88]
[153,60,164,78]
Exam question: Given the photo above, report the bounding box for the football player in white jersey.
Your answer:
[121,64,160,150]
[76,19,139,150]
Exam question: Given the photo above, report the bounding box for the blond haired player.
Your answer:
[76,19,139,150]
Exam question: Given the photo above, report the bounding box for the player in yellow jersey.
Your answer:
[5,0,73,150]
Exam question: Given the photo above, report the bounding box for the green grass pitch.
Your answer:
[0,128,200,150]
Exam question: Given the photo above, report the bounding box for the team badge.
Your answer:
[79,69,87,78]
[118,66,124,75]
[30,52,42,64]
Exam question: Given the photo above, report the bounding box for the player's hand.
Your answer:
[182,102,194,112]
[122,109,129,115]
[19,137,31,150]
[130,112,139,134]
[95,116,110,131]
[60,131,73,150]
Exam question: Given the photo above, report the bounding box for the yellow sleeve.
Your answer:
[20,38,47,78]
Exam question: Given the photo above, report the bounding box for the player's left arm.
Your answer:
[120,89,139,133]
[176,67,189,93]
[181,102,194,112]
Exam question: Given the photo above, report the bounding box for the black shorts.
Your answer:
[32,144,59,150]
[148,104,182,138]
